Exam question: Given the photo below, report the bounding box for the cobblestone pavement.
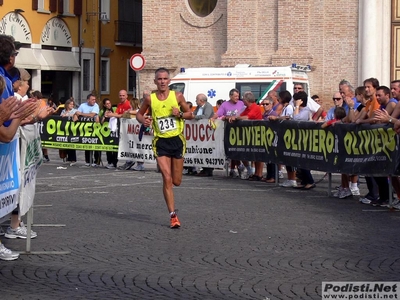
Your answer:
[1,150,400,299]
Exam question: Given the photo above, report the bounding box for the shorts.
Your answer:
[153,134,186,159]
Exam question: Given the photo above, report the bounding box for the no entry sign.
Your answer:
[130,54,146,71]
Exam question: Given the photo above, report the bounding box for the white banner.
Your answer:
[118,119,226,168]
[18,124,43,217]
[0,135,20,219]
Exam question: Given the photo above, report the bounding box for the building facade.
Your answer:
[2,0,400,107]
[0,0,142,105]
[142,0,397,105]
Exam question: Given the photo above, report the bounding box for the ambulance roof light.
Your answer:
[180,67,185,73]
[291,63,312,72]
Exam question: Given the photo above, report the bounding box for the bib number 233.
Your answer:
[157,117,177,133]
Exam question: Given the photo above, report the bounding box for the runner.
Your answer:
[136,67,193,228]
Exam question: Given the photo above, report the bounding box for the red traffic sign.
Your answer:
[130,54,146,71]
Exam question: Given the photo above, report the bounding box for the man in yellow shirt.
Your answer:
[136,68,193,228]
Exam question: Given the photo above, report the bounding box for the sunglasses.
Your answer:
[262,103,271,106]
[294,87,303,90]
[333,98,342,101]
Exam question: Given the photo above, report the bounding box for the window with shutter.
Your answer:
[49,0,57,12]
[58,0,64,14]
[32,0,38,10]
[74,0,82,16]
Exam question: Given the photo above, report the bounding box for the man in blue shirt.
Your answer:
[74,94,101,166]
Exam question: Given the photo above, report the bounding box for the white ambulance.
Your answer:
[169,64,311,106]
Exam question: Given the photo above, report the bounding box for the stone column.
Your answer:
[358,0,391,85]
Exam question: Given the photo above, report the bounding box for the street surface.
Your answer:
[1,150,399,300]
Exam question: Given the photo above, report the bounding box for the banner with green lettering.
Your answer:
[224,120,400,175]
[39,116,119,152]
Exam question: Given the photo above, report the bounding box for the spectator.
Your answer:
[291,83,323,121]
[131,97,146,172]
[321,106,346,128]
[356,78,388,206]
[268,90,283,116]
[213,88,245,178]
[75,93,101,167]
[260,97,278,183]
[268,91,298,187]
[326,92,345,121]
[0,34,37,260]
[229,91,261,180]
[193,93,215,177]
[99,98,118,169]
[105,90,133,170]
[292,91,315,190]
[183,101,197,175]
[311,94,326,121]
[60,99,78,166]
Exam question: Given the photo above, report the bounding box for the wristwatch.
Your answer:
[179,111,184,118]
[389,118,393,123]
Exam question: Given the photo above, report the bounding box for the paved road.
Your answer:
[1,150,400,299]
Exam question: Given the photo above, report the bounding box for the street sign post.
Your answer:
[130,54,146,98]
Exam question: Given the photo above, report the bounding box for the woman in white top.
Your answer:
[60,99,77,165]
[268,91,297,187]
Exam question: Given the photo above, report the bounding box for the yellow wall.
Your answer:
[0,1,79,46]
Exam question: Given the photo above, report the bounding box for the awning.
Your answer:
[14,48,42,70]
[40,49,81,72]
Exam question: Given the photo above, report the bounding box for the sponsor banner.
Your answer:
[184,119,225,168]
[224,120,400,175]
[18,124,43,217]
[0,136,20,219]
[322,281,400,299]
[39,116,119,152]
[118,119,226,168]
[118,118,157,162]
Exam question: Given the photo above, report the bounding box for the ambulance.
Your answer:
[169,64,311,106]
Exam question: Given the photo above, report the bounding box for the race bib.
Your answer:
[157,117,177,133]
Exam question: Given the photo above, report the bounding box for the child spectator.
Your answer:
[321,106,346,128]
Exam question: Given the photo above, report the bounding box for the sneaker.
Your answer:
[229,170,238,178]
[132,163,145,171]
[279,170,284,179]
[0,243,19,261]
[338,188,353,199]
[84,163,91,167]
[5,225,37,239]
[91,163,100,168]
[360,197,372,204]
[69,161,77,166]
[350,186,360,196]
[238,164,245,178]
[182,169,188,175]
[380,200,390,208]
[43,158,50,163]
[332,187,342,197]
[370,199,384,207]
[279,180,297,187]
[393,202,400,210]
[170,214,181,229]
[105,164,115,169]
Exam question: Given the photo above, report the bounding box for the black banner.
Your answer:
[39,116,119,152]
[224,120,400,175]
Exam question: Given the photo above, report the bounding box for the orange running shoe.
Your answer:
[170,214,181,229]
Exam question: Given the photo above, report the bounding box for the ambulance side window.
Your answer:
[236,82,287,100]
[169,83,185,93]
